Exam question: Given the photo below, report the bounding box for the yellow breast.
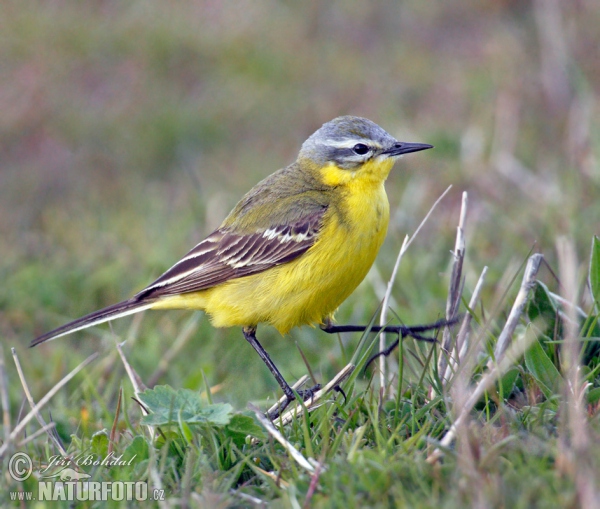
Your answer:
[156,158,393,334]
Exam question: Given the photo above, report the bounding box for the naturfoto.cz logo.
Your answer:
[8,451,165,503]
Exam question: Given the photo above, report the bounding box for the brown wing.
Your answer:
[136,207,326,299]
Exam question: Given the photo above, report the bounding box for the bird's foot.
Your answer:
[267,383,322,420]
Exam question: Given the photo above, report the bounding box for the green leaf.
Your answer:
[587,387,600,405]
[524,338,562,398]
[120,435,150,477]
[91,429,109,457]
[154,431,187,468]
[589,235,600,308]
[498,367,520,399]
[70,434,84,451]
[138,385,233,426]
[178,420,194,444]
[527,281,558,334]
[123,435,149,464]
[224,414,266,447]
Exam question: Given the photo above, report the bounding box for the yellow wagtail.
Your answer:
[32,116,438,417]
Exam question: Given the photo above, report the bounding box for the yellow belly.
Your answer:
[152,179,390,334]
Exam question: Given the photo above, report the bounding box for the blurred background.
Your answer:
[1,1,598,410]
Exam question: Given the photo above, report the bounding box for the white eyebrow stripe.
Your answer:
[317,138,382,150]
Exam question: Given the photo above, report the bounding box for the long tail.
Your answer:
[30,298,155,347]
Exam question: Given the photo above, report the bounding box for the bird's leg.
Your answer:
[321,316,459,364]
[243,327,321,420]
[321,316,455,341]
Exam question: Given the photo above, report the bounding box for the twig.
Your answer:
[367,266,399,313]
[115,342,153,440]
[438,191,467,383]
[0,352,98,458]
[401,185,453,257]
[275,364,355,427]
[250,404,316,473]
[266,375,310,418]
[428,323,538,464]
[379,185,453,396]
[116,342,148,394]
[248,465,290,487]
[444,266,488,382]
[0,347,11,446]
[93,312,145,396]
[17,422,57,447]
[303,457,324,508]
[379,235,408,396]
[11,348,68,456]
[557,237,600,508]
[493,254,543,360]
[229,489,268,507]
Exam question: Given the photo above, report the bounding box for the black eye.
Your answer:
[352,143,370,155]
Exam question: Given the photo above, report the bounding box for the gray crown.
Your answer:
[299,116,398,169]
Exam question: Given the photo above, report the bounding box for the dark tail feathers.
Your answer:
[30,298,155,347]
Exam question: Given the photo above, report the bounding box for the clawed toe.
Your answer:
[266,383,322,420]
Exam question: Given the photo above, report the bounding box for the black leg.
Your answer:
[320,316,456,342]
[322,316,460,371]
[365,339,402,370]
[243,327,321,419]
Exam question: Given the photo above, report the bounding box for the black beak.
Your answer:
[382,142,433,157]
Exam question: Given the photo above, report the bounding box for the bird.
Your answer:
[31,116,435,418]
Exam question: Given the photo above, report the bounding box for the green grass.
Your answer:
[2,1,600,507]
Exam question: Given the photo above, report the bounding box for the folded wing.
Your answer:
[137,207,327,299]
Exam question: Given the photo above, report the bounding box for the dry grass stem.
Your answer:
[438,191,467,381]
[378,234,408,396]
[17,422,57,447]
[92,313,146,395]
[276,364,355,427]
[0,352,98,458]
[116,342,148,394]
[229,489,267,507]
[428,321,539,464]
[250,404,316,473]
[0,347,11,446]
[493,254,543,360]
[11,347,68,456]
[444,265,488,382]
[368,265,399,312]
[115,341,154,440]
[378,185,453,396]
[557,237,600,508]
[266,375,310,418]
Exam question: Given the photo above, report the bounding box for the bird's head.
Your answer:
[298,116,432,184]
